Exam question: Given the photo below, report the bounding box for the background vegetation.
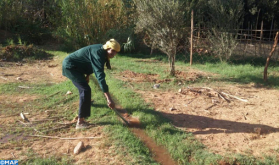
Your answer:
[0,0,278,49]
[1,0,278,76]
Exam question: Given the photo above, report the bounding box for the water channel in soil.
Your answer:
[117,108,177,165]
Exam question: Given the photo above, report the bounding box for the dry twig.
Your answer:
[221,92,248,102]
[18,86,33,89]
[28,135,102,140]
[0,76,7,80]
[205,104,217,110]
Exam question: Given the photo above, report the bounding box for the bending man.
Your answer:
[62,39,120,129]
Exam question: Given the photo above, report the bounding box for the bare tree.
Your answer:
[134,0,185,76]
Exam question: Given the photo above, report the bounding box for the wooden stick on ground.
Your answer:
[221,92,248,102]
[205,104,217,110]
[0,114,19,118]
[201,87,230,103]
[18,86,33,89]
[28,135,102,140]
[0,76,7,80]
[218,93,230,103]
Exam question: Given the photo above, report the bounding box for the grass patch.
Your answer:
[2,48,279,164]
[0,50,158,164]
[105,53,279,164]
[22,155,73,165]
[119,52,279,88]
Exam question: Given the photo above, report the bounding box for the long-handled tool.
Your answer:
[112,108,130,125]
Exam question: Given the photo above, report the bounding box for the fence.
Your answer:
[235,29,279,60]
[185,28,279,62]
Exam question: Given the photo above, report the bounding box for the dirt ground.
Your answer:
[0,58,66,84]
[1,58,279,162]
[117,69,279,158]
[0,60,131,164]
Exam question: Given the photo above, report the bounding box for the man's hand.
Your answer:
[104,92,115,109]
[85,74,90,84]
[107,100,115,109]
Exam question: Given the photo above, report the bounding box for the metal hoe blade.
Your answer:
[113,108,130,125]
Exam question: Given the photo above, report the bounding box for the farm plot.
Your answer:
[116,68,279,158]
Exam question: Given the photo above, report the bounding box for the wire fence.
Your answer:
[176,28,279,64]
[235,29,279,60]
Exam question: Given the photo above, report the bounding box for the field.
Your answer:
[1,47,279,164]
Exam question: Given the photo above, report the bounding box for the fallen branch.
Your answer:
[11,152,15,158]
[20,112,30,122]
[0,114,19,118]
[46,91,61,98]
[187,86,203,93]
[205,104,217,110]
[0,76,7,80]
[28,135,102,140]
[58,122,76,125]
[31,118,59,122]
[221,92,248,102]
[202,87,248,103]
[218,93,230,103]
[18,86,33,89]
[201,87,230,103]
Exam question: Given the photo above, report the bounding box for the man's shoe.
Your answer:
[76,122,90,129]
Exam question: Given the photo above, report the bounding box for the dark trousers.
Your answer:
[72,81,91,118]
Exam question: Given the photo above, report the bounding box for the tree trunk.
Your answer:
[170,56,175,76]
[264,32,279,82]
[168,49,176,76]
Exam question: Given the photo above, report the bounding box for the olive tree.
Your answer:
[134,0,186,76]
[207,0,244,62]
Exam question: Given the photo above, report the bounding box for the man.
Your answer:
[62,39,120,129]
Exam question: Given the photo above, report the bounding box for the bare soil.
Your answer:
[0,60,128,164]
[0,59,176,165]
[0,126,127,165]
[1,57,279,163]
[0,59,66,84]
[117,69,279,158]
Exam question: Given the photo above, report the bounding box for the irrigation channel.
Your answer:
[116,108,177,165]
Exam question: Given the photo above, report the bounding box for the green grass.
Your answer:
[120,52,279,88]
[105,52,279,164]
[0,51,159,164]
[2,49,279,164]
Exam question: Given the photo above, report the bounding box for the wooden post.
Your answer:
[269,17,274,41]
[260,21,263,41]
[260,21,263,55]
[190,10,193,66]
[264,32,279,82]
[255,9,261,40]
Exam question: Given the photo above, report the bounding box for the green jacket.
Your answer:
[62,44,109,92]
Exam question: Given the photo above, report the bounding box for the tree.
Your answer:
[134,0,186,76]
[207,0,244,62]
